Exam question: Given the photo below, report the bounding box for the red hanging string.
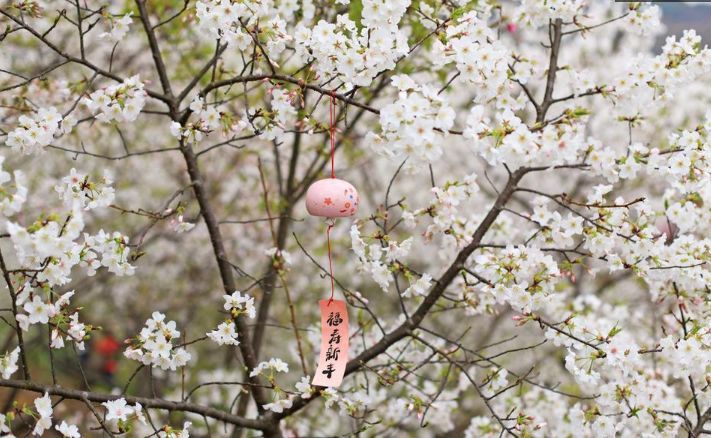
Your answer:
[326,222,335,305]
[326,91,337,306]
[329,92,336,179]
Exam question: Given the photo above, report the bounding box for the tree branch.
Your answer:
[178,142,276,433]
[135,0,174,102]
[537,19,563,123]
[0,9,170,104]
[0,378,267,430]
[0,250,30,380]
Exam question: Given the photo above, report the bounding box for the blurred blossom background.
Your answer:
[0,0,709,436]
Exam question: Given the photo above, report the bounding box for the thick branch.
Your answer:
[252,154,298,357]
[0,379,267,430]
[537,18,563,123]
[178,143,274,423]
[135,0,174,101]
[692,408,711,437]
[198,74,380,115]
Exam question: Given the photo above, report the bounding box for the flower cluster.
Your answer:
[257,87,298,140]
[249,357,289,378]
[645,235,710,301]
[223,290,256,318]
[647,119,710,203]
[264,246,293,273]
[82,75,147,123]
[32,393,53,435]
[515,0,587,24]
[368,75,455,171]
[398,174,481,246]
[351,225,409,292]
[263,396,293,414]
[194,0,248,49]
[573,197,659,274]
[55,168,115,211]
[168,214,196,234]
[612,29,711,121]
[102,398,146,432]
[402,273,432,298]
[294,376,314,399]
[0,347,19,379]
[0,166,132,356]
[624,3,662,34]
[100,13,132,42]
[0,156,27,216]
[7,214,84,286]
[432,12,524,104]
[124,311,191,371]
[82,230,136,276]
[207,321,240,346]
[207,284,256,347]
[504,288,689,433]
[6,107,64,154]
[64,313,87,349]
[465,106,590,169]
[250,358,291,413]
[55,421,80,437]
[196,0,291,56]
[659,334,710,380]
[547,317,638,384]
[294,0,409,86]
[529,196,586,248]
[170,96,245,143]
[472,246,561,312]
[7,204,134,285]
[8,209,134,284]
[158,421,191,438]
[16,289,89,351]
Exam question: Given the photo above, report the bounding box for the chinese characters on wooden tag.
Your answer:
[312,299,349,387]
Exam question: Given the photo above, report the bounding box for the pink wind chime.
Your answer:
[304,93,358,388]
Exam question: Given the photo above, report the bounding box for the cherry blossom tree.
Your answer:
[0,0,709,436]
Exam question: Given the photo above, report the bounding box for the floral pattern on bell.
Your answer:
[305,178,359,218]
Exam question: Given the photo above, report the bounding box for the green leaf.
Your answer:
[349,0,364,30]
[451,0,479,21]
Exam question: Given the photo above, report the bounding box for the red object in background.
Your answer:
[102,359,118,374]
[95,334,121,378]
[507,22,518,33]
[95,335,120,356]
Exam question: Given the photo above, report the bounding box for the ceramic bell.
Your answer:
[305,178,359,217]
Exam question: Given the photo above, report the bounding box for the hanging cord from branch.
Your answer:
[329,92,337,179]
[326,91,337,305]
